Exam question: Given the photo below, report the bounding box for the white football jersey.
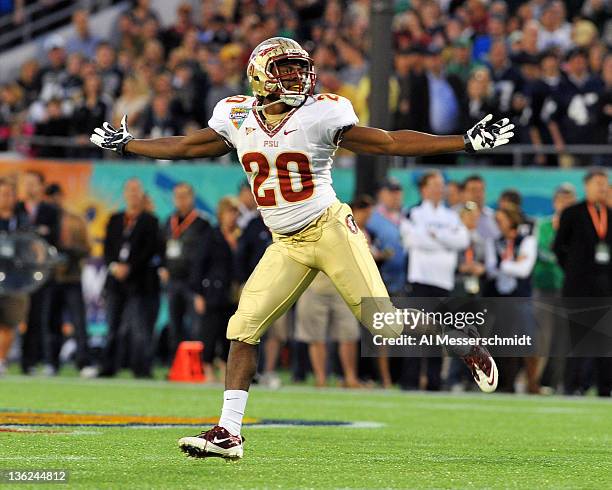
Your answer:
[208,94,358,234]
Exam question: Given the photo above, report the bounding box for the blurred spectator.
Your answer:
[419,46,467,164]
[498,188,536,236]
[351,194,392,388]
[129,0,159,28]
[466,68,499,128]
[296,273,361,388]
[537,1,572,53]
[400,171,469,391]
[192,196,239,382]
[161,3,195,54]
[33,98,71,158]
[100,179,160,378]
[198,13,232,46]
[16,59,41,107]
[488,40,523,113]
[17,170,60,375]
[485,205,538,392]
[456,201,487,297]
[462,175,500,240]
[547,48,605,164]
[142,39,166,73]
[0,179,30,376]
[141,94,183,139]
[336,39,368,87]
[403,171,469,295]
[204,61,238,124]
[535,183,577,393]
[473,14,508,63]
[72,74,112,157]
[447,38,481,84]
[446,181,464,209]
[112,76,150,129]
[448,201,488,391]
[553,169,612,396]
[39,34,68,102]
[527,49,563,166]
[159,183,211,363]
[95,42,123,99]
[41,183,91,375]
[595,53,612,153]
[367,178,407,296]
[0,83,25,151]
[172,62,207,126]
[236,181,258,230]
[66,9,100,60]
[64,53,84,99]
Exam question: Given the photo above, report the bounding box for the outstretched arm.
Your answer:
[339,114,514,156]
[90,115,231,159]
[341,126,464,155]
[126,128,231,159]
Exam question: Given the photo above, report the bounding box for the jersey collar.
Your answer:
[252,100,300,137]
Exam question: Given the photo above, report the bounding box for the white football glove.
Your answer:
[90,114,134,155]
[464,114,515,153]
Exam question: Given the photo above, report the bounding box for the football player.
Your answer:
[91,37,513,460]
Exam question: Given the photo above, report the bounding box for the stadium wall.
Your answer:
[0,160,589,257]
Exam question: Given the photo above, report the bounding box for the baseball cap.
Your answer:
[554,182,576,196]
[379,177,402,192]
[44,34,65,51]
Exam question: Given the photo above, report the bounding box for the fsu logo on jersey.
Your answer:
[345,214,358,234]
[230,107,250,129]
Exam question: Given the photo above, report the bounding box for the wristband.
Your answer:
[463,134,475,153]
[117,135,134,156]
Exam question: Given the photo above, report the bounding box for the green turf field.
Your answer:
[0,375,610,489]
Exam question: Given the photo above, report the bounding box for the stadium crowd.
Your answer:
[0,167,611,397]
[0,0,610,165]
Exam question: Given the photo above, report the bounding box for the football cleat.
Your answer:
[462,344,498,393]
[178,426,244,460]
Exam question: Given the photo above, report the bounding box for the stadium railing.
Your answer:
[4,136,610,167]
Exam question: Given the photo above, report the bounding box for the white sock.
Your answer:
[218,390,249,436]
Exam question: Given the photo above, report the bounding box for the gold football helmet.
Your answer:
[247,37,316,107]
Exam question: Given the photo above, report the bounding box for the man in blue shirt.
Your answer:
[367,178,408,296]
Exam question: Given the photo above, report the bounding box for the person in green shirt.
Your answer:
[446,38,483,84]
[534,183,576,393]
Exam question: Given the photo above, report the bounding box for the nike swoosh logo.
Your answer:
[212,437,231,444]
[486,364,496,386]
[284,129,298,135]
[225,397,240,401]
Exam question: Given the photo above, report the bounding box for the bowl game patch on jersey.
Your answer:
[230,106,250,129]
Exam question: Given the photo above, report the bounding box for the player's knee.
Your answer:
[359,301,404,338]
[227,313,261,345]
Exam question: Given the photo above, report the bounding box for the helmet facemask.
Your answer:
[265,56,316,107]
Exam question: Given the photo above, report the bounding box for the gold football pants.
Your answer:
[227,201,403,344]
